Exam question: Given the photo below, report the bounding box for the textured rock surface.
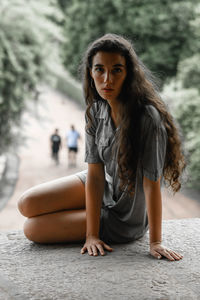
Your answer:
[0,219,200,300]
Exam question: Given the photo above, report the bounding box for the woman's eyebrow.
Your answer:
[94,63,125,67]
[113,63,125,67]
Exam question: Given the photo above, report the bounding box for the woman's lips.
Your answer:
[102,88,114,92]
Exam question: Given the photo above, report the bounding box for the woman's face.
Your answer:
[90,51,127,102]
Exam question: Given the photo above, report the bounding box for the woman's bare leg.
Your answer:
[17,175,86,243]
[18,175,85,217]
[23,209,86,243]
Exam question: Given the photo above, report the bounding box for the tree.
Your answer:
[0,0,64,152]
[163,3,200,188]
[166,4,200,189]
[163,80,200,189]
[62,0,197,83]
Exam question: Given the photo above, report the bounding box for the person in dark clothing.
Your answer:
[50,128,62,164]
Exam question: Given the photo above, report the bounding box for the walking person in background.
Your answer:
[50,128,62,165]
[18,33,185,261]
[66,125,80,167]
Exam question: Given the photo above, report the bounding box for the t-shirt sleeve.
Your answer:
[141,106,167,181]
[84,104,102,164]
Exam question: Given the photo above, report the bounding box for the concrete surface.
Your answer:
[0,218,200,300]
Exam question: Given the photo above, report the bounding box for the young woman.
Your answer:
[18,33,185,261]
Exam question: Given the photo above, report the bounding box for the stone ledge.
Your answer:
[0,218,200,300]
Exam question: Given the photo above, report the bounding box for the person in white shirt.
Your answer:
[66,125,80,167]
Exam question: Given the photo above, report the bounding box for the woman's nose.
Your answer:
[103,71,113,83]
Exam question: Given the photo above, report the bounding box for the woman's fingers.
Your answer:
[161,249,183,261]
[156,248,174,261]
[150,243,183,261]
[96,244,105,256]
[92,245,98,256]
[151,246,183,261]
[167,250,183,260]
[81,240,113,256]
[150,249,162,259]
[177,252,183,259]
[103,243,113,252]
[80,246,86,254]
[88,246,93,256]
[161,249,175,261]
[90,243,112,256]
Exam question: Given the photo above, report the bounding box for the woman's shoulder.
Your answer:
[141,105,163,129]
[144,105,161,121]
[90,100,107,119]
[90,100,104,113]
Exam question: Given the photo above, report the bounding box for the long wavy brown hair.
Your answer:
[81,33,186,195]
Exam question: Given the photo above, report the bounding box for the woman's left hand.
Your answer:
[150,242,183,261]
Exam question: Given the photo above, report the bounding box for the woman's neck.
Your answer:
[107,99,120,128]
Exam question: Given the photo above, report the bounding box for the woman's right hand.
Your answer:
[81,236,113,256]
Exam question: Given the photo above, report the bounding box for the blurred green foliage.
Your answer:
[0,0,64,152]
[55,69,84,107]
[163,5,200,188]
[163,82,200,188]
[62,0,198,83]
[57,0,73,11]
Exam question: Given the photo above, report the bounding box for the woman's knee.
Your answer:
[17,189,36,217]
[23,218,39,242]
[23,217,48,243]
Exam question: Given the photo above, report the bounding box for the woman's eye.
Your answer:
[95,67,104,72]
[113,68,122,73]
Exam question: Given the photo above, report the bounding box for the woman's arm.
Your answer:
[143,176,183,261]
[143,176,162,244]
[81,163,113,256]
[86,163,105,238]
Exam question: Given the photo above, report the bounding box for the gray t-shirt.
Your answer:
[76,100,167,244]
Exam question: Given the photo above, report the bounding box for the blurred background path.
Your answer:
[0,87,86,231]
[0,87,199,231]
